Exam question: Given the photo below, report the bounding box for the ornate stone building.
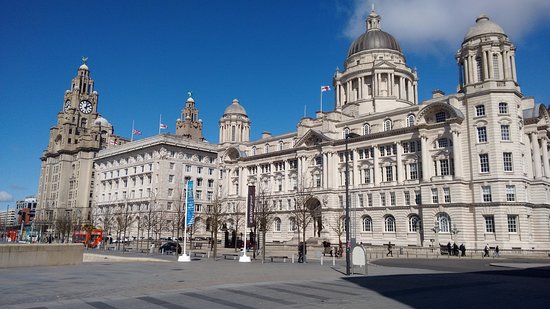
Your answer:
[92,96,218,240]
[36,61,126,235]
[218,11,550,250]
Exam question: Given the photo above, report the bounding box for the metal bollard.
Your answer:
[292,254,295,263]
[332,255,336,266]
[320,255,323,265]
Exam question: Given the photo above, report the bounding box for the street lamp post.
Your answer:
[345,132,359,276]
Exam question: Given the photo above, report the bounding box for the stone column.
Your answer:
[396,142,404,184]
[335,83,340,107]
[483,50,489,80]
[420,136,430,181]
[358,77,363,100]
[511,54,517,81]
[541,137,550,178]
[452,130,462,179]
[373,146,381,185]
[531,133,542,179]
[322,152,328,189]
[464,57,469,84]
[352,149,359,188]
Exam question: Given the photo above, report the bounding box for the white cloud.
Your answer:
[0,191,13,202]
[344,0,550,53]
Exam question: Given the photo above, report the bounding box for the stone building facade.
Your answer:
[218,11,550,250]
[93,97,218,240]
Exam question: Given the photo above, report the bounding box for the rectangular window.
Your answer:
[479,154,490,173]
[435,112,446,123]
[380,193,386,207]
[507,215,517,233]
[367,193,373,207]
[168,175,174,183]
[501,125,510,141]
[477,127,487,143]
[358,194,364,207]
[168,188,173,197]
[404,191,410,205]
[503,152,513,172]
[499,102,508,114]
[437,138,448,148]
[339,195,344,208]
[170,162,175,170]
[506,185,516,201]
[185,165,192,172]
[484,215,495,233]
[415,190,421,205]
[431,188,438,204]
[482,186,492,202]
[440,159,450,176]
[385,166,393,182]
[390,192,396,206]
[443,187,451,203]
[476,105,485,116]
[197,167,203,174]
[409,163,418,180]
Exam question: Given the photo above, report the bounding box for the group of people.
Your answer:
[446,242,467,256]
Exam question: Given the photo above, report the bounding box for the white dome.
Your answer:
[79,63,89,70]
[464,15,506,41]
[94,116,110,127]
[187,97,195,103]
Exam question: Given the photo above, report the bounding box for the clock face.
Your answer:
[79,100,93,114]
[64,100,71,112]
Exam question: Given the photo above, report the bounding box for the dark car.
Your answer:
[158,241,182,254]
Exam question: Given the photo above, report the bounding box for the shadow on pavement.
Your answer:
[342,266,550,308]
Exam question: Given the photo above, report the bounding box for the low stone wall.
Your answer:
[0,244,84,268]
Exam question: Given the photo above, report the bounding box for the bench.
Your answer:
[193,243,203,249]
[123,247,133,252]
[192,251,207,258]
[267,255,288,263]
[222,253,239,260]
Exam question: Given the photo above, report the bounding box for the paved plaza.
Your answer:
[1,252,549,308]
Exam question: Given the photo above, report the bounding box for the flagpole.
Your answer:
[179,180,191,262]
[158,114,162,135]
[131,120,134,142]
[320,88,323,113]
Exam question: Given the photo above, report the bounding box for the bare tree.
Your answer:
[204,195,227,259]
[291,176,315,262]
[54,213,73,243]
[326,211,345,256]
[254,185,275,262]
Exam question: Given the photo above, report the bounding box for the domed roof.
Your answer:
[94,116,110,127]
[348,30,402,57]
[347,8,402,57]
[79,63,89,70]
[224,99,247,116]
[464,15,505,41]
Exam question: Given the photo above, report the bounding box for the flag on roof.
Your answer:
[160,123,168,129]
[132,129,142,135]
[321,85,331,92]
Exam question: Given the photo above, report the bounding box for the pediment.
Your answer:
[373,61,397,69]
[294,129,332,147]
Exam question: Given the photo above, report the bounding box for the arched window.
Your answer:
[206,218,212,232]
[289,217,297,231]
[343,127,350,139]
[273,217,281,232]
[436,213,451,233]
[406,114,415,127]
[231,126,236,141]
[384,215,396,232]
[409,215,421,232]
[278,141,284,151]
[383,119,392,132]
[492,54,500,79]
[362,123,370,135]
[80,118,88,127]
[264,144,269,153]
[362,216,372,232]
[252,146,256,155]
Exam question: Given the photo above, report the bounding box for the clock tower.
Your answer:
[175,92,204,141]
[36,59,115,235]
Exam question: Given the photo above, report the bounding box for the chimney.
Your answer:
[261,131,272,139]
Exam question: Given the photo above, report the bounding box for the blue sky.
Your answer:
[1,0,550,211]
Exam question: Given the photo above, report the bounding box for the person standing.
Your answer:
[483,244,489,257]
[459,243,466,256]
[447,242,452,255]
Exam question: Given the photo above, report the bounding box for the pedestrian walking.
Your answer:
[483,244,489,257]
[447,242,452,255]
[386,242,393,257]
[493,245,500,258]
[459,243,466,256]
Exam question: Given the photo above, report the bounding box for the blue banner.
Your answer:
[186,180,195,225]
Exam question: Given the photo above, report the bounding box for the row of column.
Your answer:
[336,73,416,106]
[530,132,550,179]
[461,49,517,85]
[219,122,250,143]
